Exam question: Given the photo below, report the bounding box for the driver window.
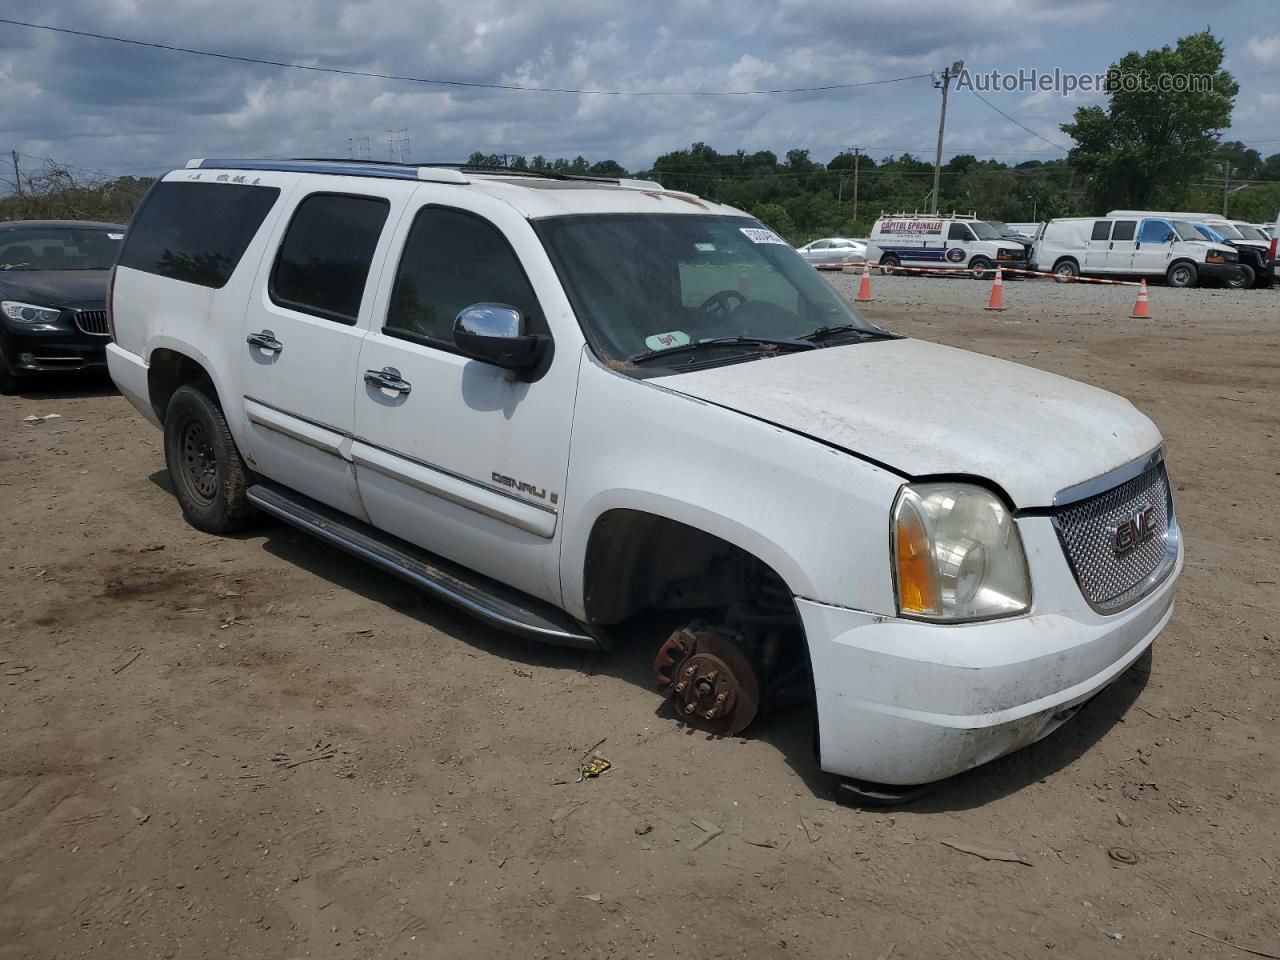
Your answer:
[385,207,544,349]
[1138,220,1174,244]
[948,223,974,241]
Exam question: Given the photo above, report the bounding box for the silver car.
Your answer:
[796,237,867,269]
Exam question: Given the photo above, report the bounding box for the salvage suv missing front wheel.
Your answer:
[107,160,1182,793]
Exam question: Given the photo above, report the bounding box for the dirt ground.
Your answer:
[2,275,1278,960]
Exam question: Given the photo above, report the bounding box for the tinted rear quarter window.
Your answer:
[270,193,390,324]
[118,181,280,288]
[1112,221,1137,241]
[1090,221,1112,241]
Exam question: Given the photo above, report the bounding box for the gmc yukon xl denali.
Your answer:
[107,159,1182,793]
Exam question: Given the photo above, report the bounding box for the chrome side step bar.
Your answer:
[246,483,601,650]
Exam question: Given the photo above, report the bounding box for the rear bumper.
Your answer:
[800,530,1182,786]
[106,342,161,428]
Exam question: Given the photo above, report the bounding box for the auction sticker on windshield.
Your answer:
[644,330,692,352]
[740,227,787,245]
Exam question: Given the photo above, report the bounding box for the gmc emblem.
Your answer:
[1113,506,1157,554]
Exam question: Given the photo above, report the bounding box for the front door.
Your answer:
[1132,219,1176,275]
[239,188,398,517]
[350,189,579,605]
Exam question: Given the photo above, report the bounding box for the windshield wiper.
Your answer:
[799,324,896,344]
[629,336,818,365]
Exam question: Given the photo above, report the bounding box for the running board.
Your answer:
[246,483,601,649]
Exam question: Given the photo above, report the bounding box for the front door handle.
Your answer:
[246,330,283,353]
[364,367,412,395]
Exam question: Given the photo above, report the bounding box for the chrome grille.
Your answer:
[1052,462,1176,612]
[74,310,110,335]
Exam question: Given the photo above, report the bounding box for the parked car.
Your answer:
[1107,210,1271,288]
[108,159,1182,792]
[1033,216,1241,287]
[1272,211,1279,280]
[0,220,125,393]
[796,237,866,268]
[867,213,1028,279]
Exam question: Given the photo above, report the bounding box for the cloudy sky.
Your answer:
[1,0,1276,182]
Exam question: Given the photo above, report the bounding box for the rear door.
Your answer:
[1105,220,1138,272]
[238,185,402,517]
[1083,220,1112,271]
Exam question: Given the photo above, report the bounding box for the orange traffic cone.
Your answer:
[984,268,1006,311]
[1130,279,1150,319]
[856,261,874,302]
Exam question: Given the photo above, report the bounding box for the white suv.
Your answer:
[107,159,1182,794]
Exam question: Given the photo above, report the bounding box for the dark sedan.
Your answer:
[0,220,125,393]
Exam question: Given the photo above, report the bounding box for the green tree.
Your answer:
[1061,30,1238,211]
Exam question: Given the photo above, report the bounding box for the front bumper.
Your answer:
[1197,261,1243,283]
[800,517,1183,786]
[0,313,109,374]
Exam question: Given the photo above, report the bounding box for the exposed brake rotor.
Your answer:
[653,625,760,736]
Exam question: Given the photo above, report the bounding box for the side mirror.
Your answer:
[453,303,546,372]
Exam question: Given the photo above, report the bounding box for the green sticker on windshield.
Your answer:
[644,330,691,352]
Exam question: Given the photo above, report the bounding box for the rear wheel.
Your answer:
[163,384,256,534]
[969,256,994,280]
[1225,264,1254,289]
[1166,262,1198,288]
[879,253,901,276]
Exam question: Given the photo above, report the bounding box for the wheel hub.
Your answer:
[654,626,759,736]
[181,420,217,501]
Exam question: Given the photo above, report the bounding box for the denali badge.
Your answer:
[1112,506,1156,554]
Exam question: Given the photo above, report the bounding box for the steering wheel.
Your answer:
[699,289,746,317]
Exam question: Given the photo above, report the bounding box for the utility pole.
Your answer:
[1221,161,1232,217]
[852,147,861,229]
[10,150,22,197]
[931,60,964,215]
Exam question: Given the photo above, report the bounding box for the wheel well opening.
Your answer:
[583,509,813,716]
[148,349,213,422]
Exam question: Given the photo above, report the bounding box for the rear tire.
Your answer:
[1166,262,1198,288]
[1225,264,1254,289]
[1053,258,1080,282]
[163,384,256,534]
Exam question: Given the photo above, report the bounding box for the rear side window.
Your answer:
[118,181,279,288]
[270,194,390,324]
[385,207,543,348]
[1112,221,1137,241]
[1090,221,1112,241]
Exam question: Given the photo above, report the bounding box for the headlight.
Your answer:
[1,301,62,324]
[892,482,1031,621]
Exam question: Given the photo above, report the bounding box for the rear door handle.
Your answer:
[246,330,283,353]
[364,367,412,395]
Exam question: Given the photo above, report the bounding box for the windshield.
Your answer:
[0,227,124,271]
[1171,221,1204,242]
[1234,224,1267,241]
[1194,224,1226,243]
[536,214,878,369]
[970,221,1005,240]
[1206,221,1244,240]
[986,221,1016,235]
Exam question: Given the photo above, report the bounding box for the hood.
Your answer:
[662,338,1162,508]
[0,270,110,307]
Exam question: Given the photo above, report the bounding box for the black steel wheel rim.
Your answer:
[180,418,218,502]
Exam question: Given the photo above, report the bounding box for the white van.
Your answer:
[1273,211,1280,279]
[1107,210,1272,288]
[1033,216,1242,287]
[867,212,1027,279]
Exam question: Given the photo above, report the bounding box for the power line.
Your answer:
[964,89,1072,153]
[0,17,931,97]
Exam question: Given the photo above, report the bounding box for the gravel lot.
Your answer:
[1,273,1277,960]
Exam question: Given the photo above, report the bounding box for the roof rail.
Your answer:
[188,158,469,184]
